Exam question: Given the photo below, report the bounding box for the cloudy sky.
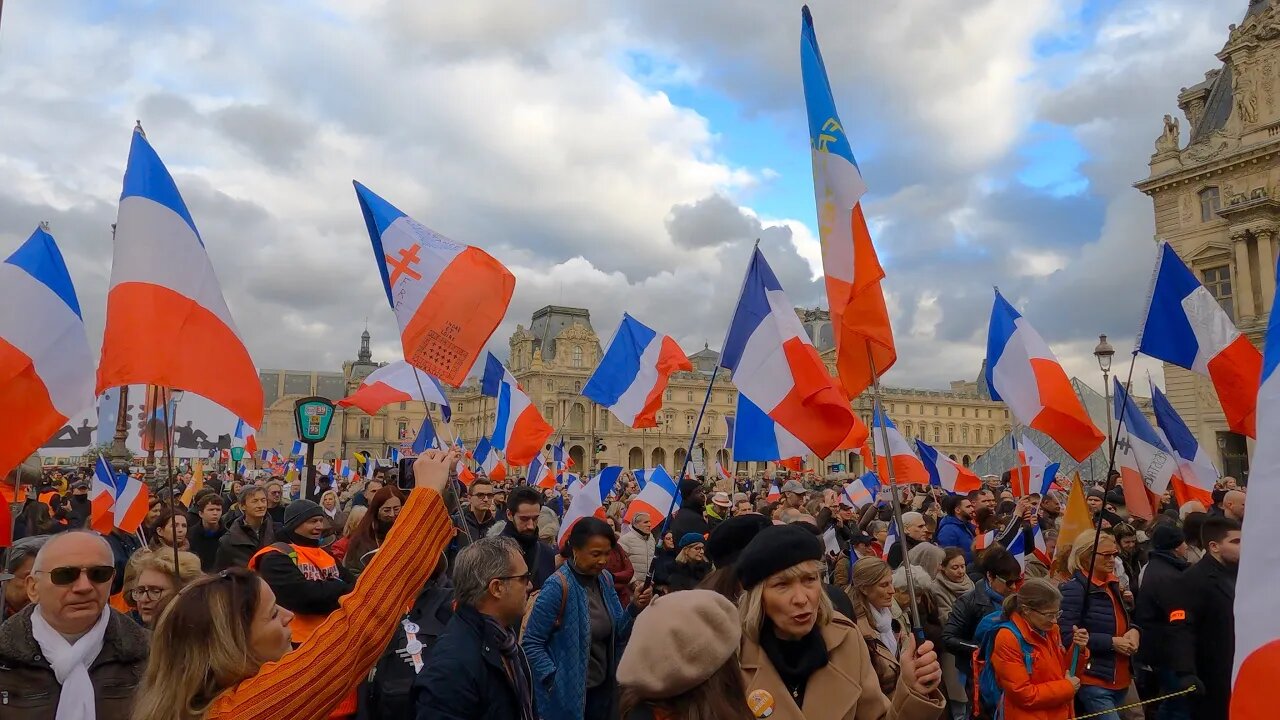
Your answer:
[0,0,1249,396]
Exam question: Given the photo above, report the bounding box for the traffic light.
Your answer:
[595,442,606,453]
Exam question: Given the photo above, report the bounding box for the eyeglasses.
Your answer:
[1028,607,1062,621]
[996,575,1024,590]
[37,565,115,586]
[494,572,532,585]
[131,586,167,601]
[471,492,496,500]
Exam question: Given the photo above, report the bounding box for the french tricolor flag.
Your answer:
[1010,434,1059,498]
[765,481,782,503]
[98,127,263,428]
[860,403,929,486]
[625,466,679,524]
[1149,381,1216,505]
[986,289,1104,462]
[1232,259,1280,717]
[974,530,996,552]
[721,247,862,459]
[109,460,149,534]
[559,467,623,547]
[354,182,514,388]
[338,360,452,419]
[1114,379,1181,521]
[915,438,981,494]
[527,453,554,489]
[731,394,811,462]
[1007,525,1051,570]
[1139,241,1261,438]
[584,314,691,428]
[840,472,879,509]
[0,226,95,477]
[482,354,553,467]
[474,437,507,482]
[90,456,118,534]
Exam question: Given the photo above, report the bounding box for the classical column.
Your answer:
[1233,233,1257,320]
[1256,228,1277,315]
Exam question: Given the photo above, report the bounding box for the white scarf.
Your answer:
[30,604,110,720]
[869,605,898,657]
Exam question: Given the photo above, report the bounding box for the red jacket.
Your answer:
[990,612,1086,720]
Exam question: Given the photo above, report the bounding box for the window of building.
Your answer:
[948,426,955,443]
[546,379,554,390]
[572,345,584,368]
[961,407,967,418]
[933,425,941,443]
[961,425,969,443]
[918,405,924,415]
[398,402,406,411]
[686,414,694,431]
[687,391,694,402]
[665,389,672,401]
[932,406,938,416]
[359,418,370,439]
[544,404,555,422]
[947,407,953,417]
[574,380,581,393]
[1202,265,1235,321]
[1199,187,1221,222]
[903,422,912,439]
[397,421,408,439]
[729,391,737,404]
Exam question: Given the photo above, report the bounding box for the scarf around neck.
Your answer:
[31,604,111,720]
[759,620,829,706]
[868,604,898,657]
[936,572,974,597]
[482,614,535,720]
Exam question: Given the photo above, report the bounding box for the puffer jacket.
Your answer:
[0,606,150,720]
[935,516,977,561]
[617,529,656,578]
[1056,571,1135,685]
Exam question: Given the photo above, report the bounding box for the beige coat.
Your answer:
[740,614,946,720]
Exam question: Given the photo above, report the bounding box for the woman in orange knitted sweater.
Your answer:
[133,449,460,720]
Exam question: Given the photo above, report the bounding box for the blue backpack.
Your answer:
[973,611,1034,719]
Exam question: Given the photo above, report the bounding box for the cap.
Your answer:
[780,480,807,495]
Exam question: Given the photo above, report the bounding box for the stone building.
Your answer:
[446,305,1008,476]
[1134,0,1280,480]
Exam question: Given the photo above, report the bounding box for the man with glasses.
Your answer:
[413,536,536,720]
[463,479,500,540]
[0,530,150,719]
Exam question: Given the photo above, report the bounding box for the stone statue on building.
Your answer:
[1234,69,1259,126]
[1156,114,1180,153]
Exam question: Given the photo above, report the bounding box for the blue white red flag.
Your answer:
[625,466,679,524]
[338,361,451,419]
[1138,241,1260,437]
[412,414,438,454]
[1149,381,1216,506]
[558,467,623,546]
[354,182,514,387]
[0,226,95,477]
[1113,379,1180,520]
[840,472,879,509]
[915,438,981,494]
[584,314,691,428]
[986,290,1103,461]
[108,458,149,534]
[861,402,929,485]
[528,454,554,489]
[99,127,263,426]
[731,393,811,462]
[90,456,117,534]
[481,354,553,466]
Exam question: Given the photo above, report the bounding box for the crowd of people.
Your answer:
[0,451,1249,720]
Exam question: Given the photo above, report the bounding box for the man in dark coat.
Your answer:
[414,536,536,720]
[667,479,710,540]
[1165,516,1240,720]
[492,487,557,590]
[215,485,274,570]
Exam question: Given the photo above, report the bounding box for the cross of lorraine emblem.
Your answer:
[386,244,423,286]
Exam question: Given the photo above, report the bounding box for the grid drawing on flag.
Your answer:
[354,182,515,387]
[800,6,896,399]
[1138,241,1261,438]
[99,127,263,427]
[986,289,1104,462]
[720,247,857,459]
[1232,257,1280,716]
[1148,381,1216,504]
[0,226,95,477]
[625,466,679,524]
[583,313,691,428]
[338,360,451,418]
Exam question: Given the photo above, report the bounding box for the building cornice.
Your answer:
[1136,137,1280,194]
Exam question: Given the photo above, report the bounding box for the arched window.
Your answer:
[1199,187,1221,222]
[572,346,584,368]
[397,420,408,439]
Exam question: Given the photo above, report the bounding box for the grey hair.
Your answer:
[453,536,520,608]
[6,535,49,573]
[902,511,924,527]
[631,512,650,524]
[33,530,113,572]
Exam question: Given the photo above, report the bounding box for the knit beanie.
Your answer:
[617,590,741,699]
[1151,523,1185,552]
[283,499,325,533]
[705,514,772,566]
[735,524,824,590]
[678,478,701,500]
[678,532,706,550]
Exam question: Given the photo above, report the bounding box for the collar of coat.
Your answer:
[0,604,150,669]
[740,614,866,720]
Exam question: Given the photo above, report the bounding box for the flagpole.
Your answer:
[866,340,924,639]
[1069,349,1139,675]
[161,386,181,577]
[407,365,474,542]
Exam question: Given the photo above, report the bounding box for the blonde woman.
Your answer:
[735,524,945,720]
[133,450,457,720]
[849,557,906,696]
[318,489,344,540]
[126,549,202,627]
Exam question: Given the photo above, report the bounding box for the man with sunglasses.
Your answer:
[413,536,536,720]
[0,530,150,719]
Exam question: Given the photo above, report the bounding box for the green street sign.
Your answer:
[294,396,336,443]
[230,447,245,463]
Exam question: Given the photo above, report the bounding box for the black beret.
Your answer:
[705,514,772,567]
[735,524,824,590]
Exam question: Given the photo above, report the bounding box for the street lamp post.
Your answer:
[1094,334,1116,449]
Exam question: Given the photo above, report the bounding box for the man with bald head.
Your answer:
[1222,490,1246,522]
[0,531,150,719]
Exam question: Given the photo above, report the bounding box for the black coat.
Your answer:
[186,522,227,571]
[358,580,454,720]
[1057,571,1135,685]
[941,579,999,666]
[214,516,275,570]
[412,605,537,720]
[667,506,710,542]
[1166,555,1237,720]
[1133,550,1190,668]
[498,522,557,590]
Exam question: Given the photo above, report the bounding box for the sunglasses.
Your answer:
[38,565,115,586]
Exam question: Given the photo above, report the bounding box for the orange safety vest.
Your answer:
[248,542,356,718]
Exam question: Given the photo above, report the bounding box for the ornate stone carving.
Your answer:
[1181,193,1195,223]
[1156,114,1181,153]
[1235,68,1260,127]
